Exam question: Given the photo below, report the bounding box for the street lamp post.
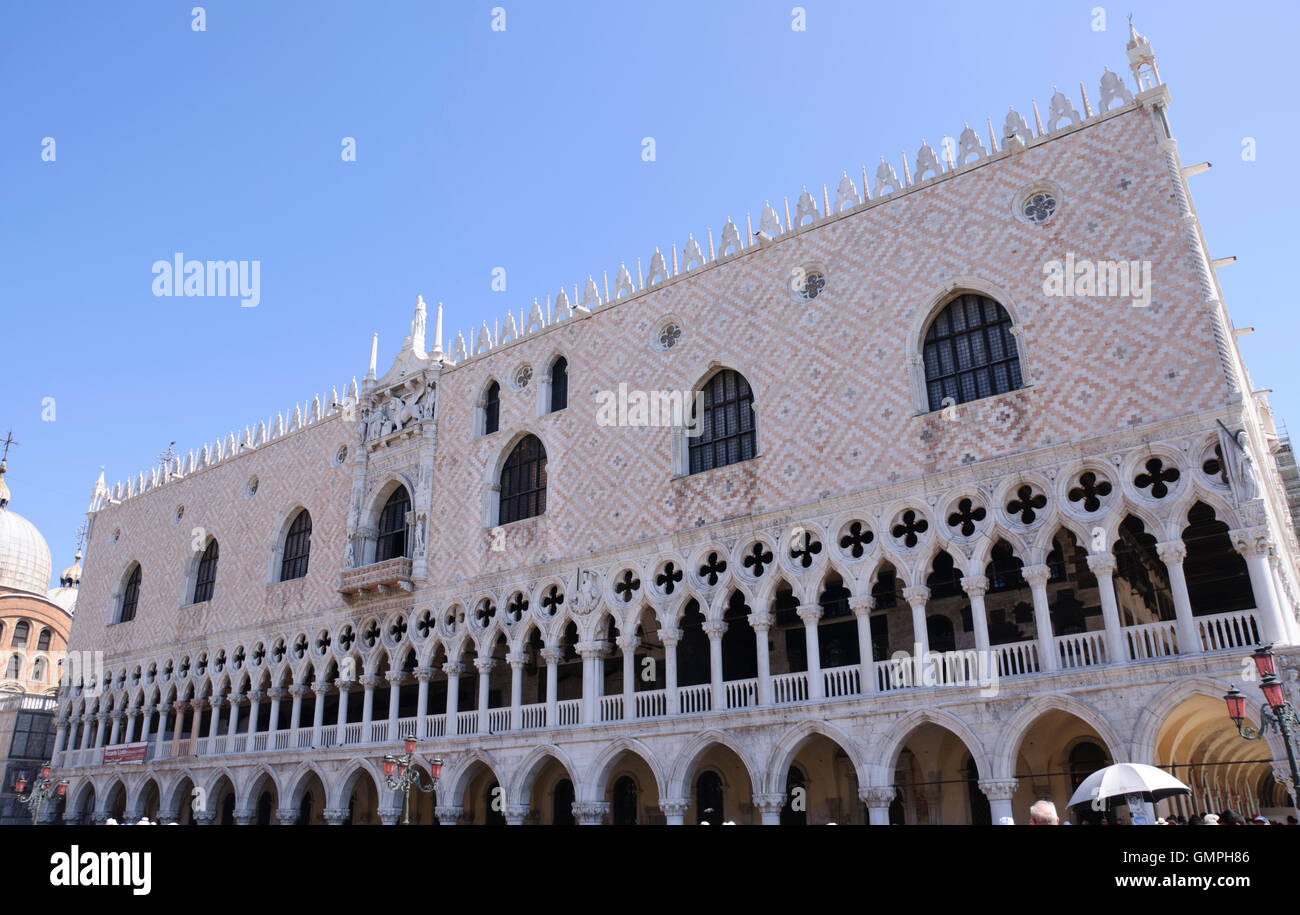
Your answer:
[13,763,68,825]
[1223,644,1300,815]
[382,735,442,825]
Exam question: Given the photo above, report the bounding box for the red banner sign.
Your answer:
[102,743,148,765]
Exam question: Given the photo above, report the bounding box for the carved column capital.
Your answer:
[961,575,989,598]
[1086,552,1117,576]
[752,793,786,815]
[358,675,379,689]
[1021,564,1051,588]
[860,786,896,808]
[902,586,930,607]
[796,604,823,625]
[978,778,1019,801]
[385,671,404,685]
[312,682,331,696]
[702,620,728,639]
[1230,527,1274,559]
[415,666,435,681]
[658,799,689,817]
[539,649,563,665]
[246,689,264,703]
[267,687,287,701]
[847,595,873,616]
[615,635,640,653]
[658,627,682,646]
[747,612,774,631]
[322,807,350,825]
[474,658,496,674]
[573,802,610,825]
[435,805,464,825]
[275,807,300,825]
[1156,540,1188,565]
[287,684,308,698]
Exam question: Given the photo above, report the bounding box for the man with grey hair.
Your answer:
[1028,800,1059,825]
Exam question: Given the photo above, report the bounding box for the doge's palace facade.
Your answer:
[52,29,1300,825]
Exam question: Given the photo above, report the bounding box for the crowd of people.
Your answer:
[1023,799,1295,826]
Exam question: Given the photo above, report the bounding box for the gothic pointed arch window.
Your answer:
[119,565,141,622]
[280,509,313,581]
[922,293,1022,411]
[499,435,547,524]
[688,368,756,474]
[482,380,501,436]
[376,487,411,562]
[549,356,568,413]
[193,540,219,603]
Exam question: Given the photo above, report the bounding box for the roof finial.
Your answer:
[0,430,12,509]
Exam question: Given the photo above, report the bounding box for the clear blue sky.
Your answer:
[3,1,1296,586]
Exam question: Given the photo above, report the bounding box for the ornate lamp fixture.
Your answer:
[1223,644,1300,812]
[381,735,442,825]
[14,762,68,824]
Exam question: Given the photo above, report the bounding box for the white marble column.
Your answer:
[288,684,305,737]
[414,666,431,736]
[137,704,152,747]
[385,671,402,736]
[1021,565,1058,672]
[753,794,785,825]
[1157,540,1203,653]
[359,675,377,737]
[798,604,825,700]
[659,799,688,826]
[862,786,894,825]
[334,679,350,735]
[267,687,284,737]
[704,620,727,709]
[617,635,638,719]
[540,650,559,726]
[444,662,463,732]
[1232,528,1288,646]
[311,683,328,745]
[577,644,598,724]
[123,708,138,744]
[979,779,1018,824]
[1086,553,1128,664]
[660,627,681,715]
[507,652,525,730]
[848,596,875,694]
[748,609,774,704]
[962,575,991,657]
[246,689,262,740]
[474,658,494,733]
[108,711,122,746]
[903,585,932,682]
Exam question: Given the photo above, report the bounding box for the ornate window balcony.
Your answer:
[338,557,413,596]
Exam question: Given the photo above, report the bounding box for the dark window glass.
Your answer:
[120,566,141,622]
[36,628,51,651]
[549,357,568,412]
[688,369,756,474]
[923,294,1022,411]
[484,381,500,435]
[499,435,547,524]
[280,509,313,581]
[376,488,411,562]
[11,621,28,648]
[193,541,219,604]
[9,712,56,760]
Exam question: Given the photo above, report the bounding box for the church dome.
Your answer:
[47,548,81,614]
[0,460,54,596]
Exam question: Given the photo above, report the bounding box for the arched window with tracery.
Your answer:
[119,564,142,623]
[376,488,411,562]
[922,293,1022,411]
[193,540,219,603]
[482,381,500,435]
[688,369,756,474]
[280,509,313,581]
[499,435,547,524]
[549,357,568,413]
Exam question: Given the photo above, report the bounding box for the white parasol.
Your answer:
[1067,763,1190,809]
